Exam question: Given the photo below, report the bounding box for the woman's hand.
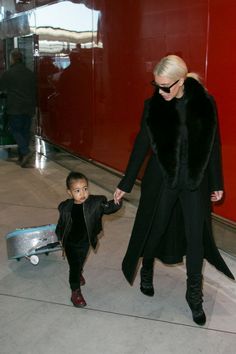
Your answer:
[211,190,224,202]
[114,188,126,204]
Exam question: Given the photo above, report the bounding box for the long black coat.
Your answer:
[118,78,234,284]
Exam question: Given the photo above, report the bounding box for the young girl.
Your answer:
[56,171,122,307]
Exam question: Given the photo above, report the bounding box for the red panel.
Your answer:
[39,0,209,170]
[206,0,236,221]
[36,0,236,221]
[90,0,209,171]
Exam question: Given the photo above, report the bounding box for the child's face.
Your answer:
[67,178,89,204]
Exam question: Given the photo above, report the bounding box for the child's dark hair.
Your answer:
[66,171,88,189]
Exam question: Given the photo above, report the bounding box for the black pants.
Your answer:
[143,187,205,276]
[8,114,32,156]
[65,238,90,291]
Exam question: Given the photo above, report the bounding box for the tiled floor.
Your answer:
[0,145,236,354]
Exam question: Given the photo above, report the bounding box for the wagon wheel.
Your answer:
[29,255,39,265]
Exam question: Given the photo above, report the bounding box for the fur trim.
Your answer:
[146,77,216,189]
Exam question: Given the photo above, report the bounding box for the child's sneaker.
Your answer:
[71,289,87,307]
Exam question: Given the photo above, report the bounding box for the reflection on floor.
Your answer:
[0,144,236,354]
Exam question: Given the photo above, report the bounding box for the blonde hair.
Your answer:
[153,54,201,82]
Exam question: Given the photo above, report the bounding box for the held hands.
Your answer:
[211,190,224,202]
[114,188,125,205]
[115,189,223,203]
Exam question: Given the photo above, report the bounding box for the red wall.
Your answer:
[206,0,236,221]
[40,0,209,167]
[34,0,235,221]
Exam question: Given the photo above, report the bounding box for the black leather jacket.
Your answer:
[55,195,122,249]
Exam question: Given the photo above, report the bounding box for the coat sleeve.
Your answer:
[55,201,65,241]
[0,72,7,91]
[55,216,63,241]
[117,100,151,192]
[207,98,224,192]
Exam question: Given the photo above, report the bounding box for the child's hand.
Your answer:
[114,188,125,204]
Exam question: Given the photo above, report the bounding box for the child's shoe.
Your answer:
[80,274,86,286]
[71,289,87,307]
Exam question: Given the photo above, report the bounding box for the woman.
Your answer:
[114,55,234,326]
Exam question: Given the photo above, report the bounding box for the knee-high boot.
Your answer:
[186,274,206,325]
[140,258,155,296]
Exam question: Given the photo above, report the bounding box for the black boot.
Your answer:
[186,274,206,325]
[140,258,154,296]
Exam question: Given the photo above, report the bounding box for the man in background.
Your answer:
[0,49,36,167]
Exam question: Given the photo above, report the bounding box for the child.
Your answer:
[55,171,122,308]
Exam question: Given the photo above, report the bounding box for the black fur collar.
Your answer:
[146,77,217,189]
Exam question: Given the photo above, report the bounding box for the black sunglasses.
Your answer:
[151,79,179,93]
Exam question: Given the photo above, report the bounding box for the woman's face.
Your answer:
[153,75,184,101]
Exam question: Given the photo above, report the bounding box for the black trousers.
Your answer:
[65,237,90,291]
[143,187,205,276]
[8,114,32,156]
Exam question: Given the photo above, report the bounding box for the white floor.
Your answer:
[0,149,236,354]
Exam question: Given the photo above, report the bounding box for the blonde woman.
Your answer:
[114,55,234,325]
